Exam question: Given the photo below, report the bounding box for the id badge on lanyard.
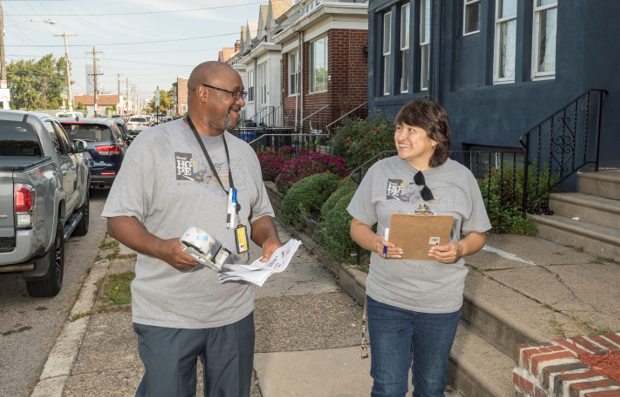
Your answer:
[228,188,248,254]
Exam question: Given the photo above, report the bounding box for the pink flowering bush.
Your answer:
[257,152,285,182]
[330,114,396,171]
[275,152,349,193]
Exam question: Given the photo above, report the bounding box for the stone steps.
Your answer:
[548,192,620,229]
[530,213,620,262]
[530,169,620,262]
[577,169,620,200]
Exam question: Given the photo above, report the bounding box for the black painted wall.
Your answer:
[367,0,620,168]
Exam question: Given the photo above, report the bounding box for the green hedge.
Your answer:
[280,173,342,227]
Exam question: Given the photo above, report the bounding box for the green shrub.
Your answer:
[280,173,342,227]
[318,189,362,263]
[478,161,560,235]
[321,178,357,220]
[330,114,396,171]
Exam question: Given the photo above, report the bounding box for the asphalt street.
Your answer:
[0,190,109,397]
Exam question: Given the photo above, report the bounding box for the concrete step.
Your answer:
[449,323,515,397]
[530,213,620,262]
[577,169,620,200]
[548,192,620,230]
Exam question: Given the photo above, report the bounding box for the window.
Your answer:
[464,0,481,35]
[400,4,410,93]
[257,64,267,105]
[383,12,392,96]
[289,53,298,96]
[44,120,64,156]
[247,71,255,102]
[532,0,557,79]
[494,0,518,83]
[420,0,431,91]
[310,36,328,93]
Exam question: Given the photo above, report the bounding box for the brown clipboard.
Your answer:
[388,213,454,260]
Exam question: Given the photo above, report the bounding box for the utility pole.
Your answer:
[116,73,122,114]
[54,32,77,111]
[125,77,129,113]
[0,0,8,109]
[85,46,102,116]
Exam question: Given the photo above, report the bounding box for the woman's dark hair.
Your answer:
[395,98,451,168]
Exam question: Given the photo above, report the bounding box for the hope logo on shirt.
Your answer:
[175,152,196,180]
[386,179,404,200]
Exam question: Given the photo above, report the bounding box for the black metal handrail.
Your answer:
[519,89,609,214]
[249,133,333,157]
[300,105,331,134]
[325,102,368,135]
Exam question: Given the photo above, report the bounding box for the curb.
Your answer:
[30,261,110,397]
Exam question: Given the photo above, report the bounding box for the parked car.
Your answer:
[111,118,130,144]
[0,110,90,297]
[58,118,127,190]
[126,115,150,138]
[55,111,85,120]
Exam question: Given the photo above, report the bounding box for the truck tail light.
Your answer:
[96,145,120,155]
[15,184,35,228]
[143,123,149,126]
[100,172,116,176]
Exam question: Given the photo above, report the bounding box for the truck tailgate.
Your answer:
[0,171,15,250]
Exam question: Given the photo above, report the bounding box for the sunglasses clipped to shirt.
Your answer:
[414,171,434,201]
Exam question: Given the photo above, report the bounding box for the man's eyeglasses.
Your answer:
[414,171,434,201]
[201,84,247,100]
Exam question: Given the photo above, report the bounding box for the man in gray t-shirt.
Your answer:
[102,62,282,397]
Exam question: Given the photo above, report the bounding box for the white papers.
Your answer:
[218,239,302,286]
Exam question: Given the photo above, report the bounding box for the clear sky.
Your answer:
[2,0,265,102]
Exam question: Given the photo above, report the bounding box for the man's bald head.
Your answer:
[188,62,237,91]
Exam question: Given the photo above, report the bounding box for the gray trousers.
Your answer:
[133,312,255,397]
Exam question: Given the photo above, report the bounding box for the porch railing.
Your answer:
[248,133,333,157]
[519,89,609,215]
[325,102,368,135]
[245,105,283,127]
[300,105,331,134]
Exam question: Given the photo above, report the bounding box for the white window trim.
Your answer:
[288,52,298,97]
[493,0,518,84]
[420,0,430,91]
[383,11,392,96]
[400,3,410,94]
[247,70,255,103]
[310,36,328,94]
[258,63,267,105]
[531,0,557,80]
[463,0,481,36]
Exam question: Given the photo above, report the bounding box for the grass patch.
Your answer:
[589,258,605,265]
[99,239,119,251]
[103,271,135,306]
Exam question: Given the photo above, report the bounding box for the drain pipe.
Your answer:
[298,31,304,132]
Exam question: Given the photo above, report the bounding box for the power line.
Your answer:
[3,32,238,47]
[5,2,267,16]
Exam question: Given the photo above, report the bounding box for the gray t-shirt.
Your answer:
[102,118,274,329]
[347,157,491,313]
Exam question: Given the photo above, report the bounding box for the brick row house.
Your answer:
[227,0,369,134]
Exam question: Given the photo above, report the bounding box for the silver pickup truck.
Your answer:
[0,111,90,297]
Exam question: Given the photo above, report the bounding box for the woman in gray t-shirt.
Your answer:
[347,98,491,396]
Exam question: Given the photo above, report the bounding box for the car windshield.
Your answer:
[0,120,43,156]
[61,124,113,142]
[130,117,147,123]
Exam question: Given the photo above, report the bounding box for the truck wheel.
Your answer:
[26,222,65,297]
[73,193,89,237]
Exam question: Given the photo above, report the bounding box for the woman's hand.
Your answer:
[350,218,402,259]
[373,234,402,259]
[428,232,487,263]
[428,241,461,263]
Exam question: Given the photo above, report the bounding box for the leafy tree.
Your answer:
[6,54,69,110]
[146,89,172,114]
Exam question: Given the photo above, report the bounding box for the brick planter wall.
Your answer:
[513,333,620,396]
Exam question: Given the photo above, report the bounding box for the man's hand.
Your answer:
[157,238,200,270]
[261,235,283,262]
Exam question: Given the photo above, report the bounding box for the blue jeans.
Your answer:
[133,312,255,397]
[366,296,460,397]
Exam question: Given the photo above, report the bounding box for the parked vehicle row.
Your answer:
[0,111,90,297]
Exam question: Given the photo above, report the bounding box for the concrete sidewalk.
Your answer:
[30,220,620,396]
